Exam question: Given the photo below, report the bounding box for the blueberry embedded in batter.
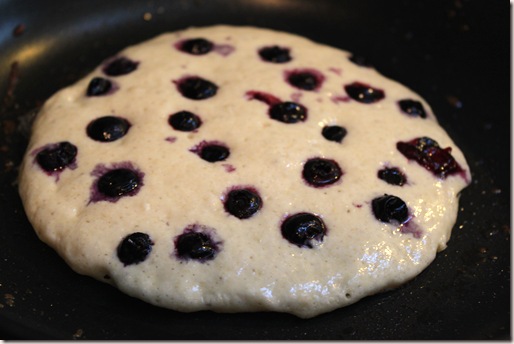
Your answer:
[281,212,327,248]
[34,141,78,173]
[117,232,154,266]
[103,56,139,76]
[258,45,292,63]
[168,110,202,132]
[86,116,131,142]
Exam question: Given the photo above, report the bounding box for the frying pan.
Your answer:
[0,0,509,339]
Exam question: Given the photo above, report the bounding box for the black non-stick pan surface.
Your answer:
[0,0,510,340]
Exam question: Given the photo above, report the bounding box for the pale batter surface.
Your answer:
[18,25,470,318]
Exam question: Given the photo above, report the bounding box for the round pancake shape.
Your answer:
[18,25,471,318]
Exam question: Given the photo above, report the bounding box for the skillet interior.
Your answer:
[0,0,510,339]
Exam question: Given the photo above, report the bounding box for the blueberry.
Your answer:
[176,76,218,100]
[168,111,202,131]
[36,142,77,172]
[269,101,307,123]
[281,212,326,248]
[175,228,220,261]
[103,57,139,76]
[179,38,214,55]
[200,144,230,162]
[378,167,407,186]
[258,45,291,63]
[87,116,131,142]
[322,125,347,143]
[286,69,324,91]
[371,194,409,224]
[224,187,262,219]
[117,232,154,266]
[97,168,141,198]
[86,77,112,96]
[302,158,342,187]
[396,136,463,179]
[398,99,427,118]
[344,82,385,103]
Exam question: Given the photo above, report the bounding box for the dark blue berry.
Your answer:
[175,229,219,261]
[281,212,326,248]
[398,99,427,118]
[344,82,385,103]
[117,232,154,266]
[378,167,407,186]
[372,194,409,224]
[303,158,342,187]
[87,116,131,142]
[176,76,218,100]
[36,142,77,172]
[179,38,214,55]
[258,45,291,63]
[286,69,324,91]
[103,57,139,76]
[168,111,202,131]
[269,101,307,123]
[322,125,347,143]
[397,137,463,179]
[224,188,262,219]
[97,168,141,198]
[200,144,230,162]
[87,77,112,96]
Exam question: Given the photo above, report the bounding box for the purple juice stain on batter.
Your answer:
[328,67,342,76]
[245,90,282,106]
[222,163,236,172]
[213,44,235,56]
[89,161,145,204]
[399,219,423,238]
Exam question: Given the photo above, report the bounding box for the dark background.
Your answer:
[0,0,510,340]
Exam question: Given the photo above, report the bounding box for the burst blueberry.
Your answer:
[398,99,427,118]
[372,194,409,224]
[178,38,214,55]
[176,76,218,100]
[302,158,342,187]
[36,142,77,172]
[87,116,131,142]
[258,45,291,63]
[378,167,407,186]
[269,101,307,123]
[322,125,347,143]
[117,232,154,266]
[344,81,385,103]
[97,168,141,198]
[224,187,262,219]
[86,77,112,96]
[281,212,326,248]
[168,111,202,131]
[103,57,139,76]
[396,136,463,179]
